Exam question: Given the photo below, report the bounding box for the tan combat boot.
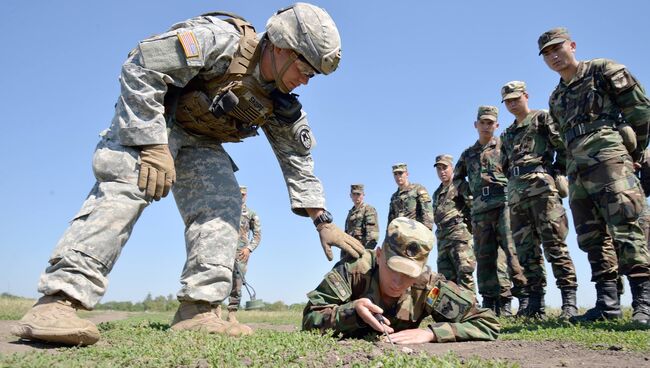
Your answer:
[11,294,100,346]
[171,301,252,336]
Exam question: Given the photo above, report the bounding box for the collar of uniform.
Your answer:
[560,60,587,87]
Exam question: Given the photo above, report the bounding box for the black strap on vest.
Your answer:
[508,164,546,178]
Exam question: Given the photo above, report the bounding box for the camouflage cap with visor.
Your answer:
[350,184,364,194]
[477,105,498,122]
[501,81,527,102]
[384,217,434,278]
[240,186,248,194]
[392,163,408,173]
[434,154,453,167]
[537,27,571,55]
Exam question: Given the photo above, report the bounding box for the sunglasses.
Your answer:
[295,54,317,79]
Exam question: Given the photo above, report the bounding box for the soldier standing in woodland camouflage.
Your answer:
[539,27,650,324]
[12,3,365,346]
[433,154,476,291]
[388,163,434,231]
[454,106,528,317]
[225,186,262,323]
[341,184,379,259]
[499,81,578,319]
[302,217,500,343]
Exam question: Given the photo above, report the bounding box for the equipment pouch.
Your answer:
[271,89,303,124]
[210,90,239,119]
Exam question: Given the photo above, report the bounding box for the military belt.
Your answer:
[509,164,546,178]
[565,119,616,145]
[480,184,505,197]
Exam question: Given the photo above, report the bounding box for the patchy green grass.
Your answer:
[1,317,514,367]
[499,314,650,352]
[0,295,34,320]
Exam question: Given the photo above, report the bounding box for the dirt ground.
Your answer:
[1,313,649,368]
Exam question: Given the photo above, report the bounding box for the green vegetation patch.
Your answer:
[499,316,650,352]
[1,317,515,368]
[0,294,34,320]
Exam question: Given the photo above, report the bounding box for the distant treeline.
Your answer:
[96,293,306,312]
[1,292,305,312]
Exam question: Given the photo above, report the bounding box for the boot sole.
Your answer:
[11,323,100,346]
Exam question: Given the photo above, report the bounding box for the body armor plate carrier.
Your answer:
[175,13,275,143]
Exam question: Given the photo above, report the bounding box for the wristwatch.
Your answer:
[313,210,333,228]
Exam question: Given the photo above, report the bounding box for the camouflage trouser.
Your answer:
[228,256,249,311]
[437,236,476,292]
[472,206,527,299]
[639,201,650,252]
[510,193,577,293]
[569,156,650,283]
[38,124,242,309]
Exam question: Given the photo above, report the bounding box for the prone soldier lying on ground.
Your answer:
[302,217,500,344]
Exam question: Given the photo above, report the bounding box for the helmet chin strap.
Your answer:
[270,45,298,93]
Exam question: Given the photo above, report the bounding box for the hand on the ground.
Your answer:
[238,248,251,262]
[353,298,393,334]
[386,328,435,344]
[138,144,175,201]
[317,223,364,261]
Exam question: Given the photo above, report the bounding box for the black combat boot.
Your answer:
[499,297,513,317]
[520,291,545,318]
[569,280,622,323]
[559,288,578,320]
[482,296,498,315]
[629,278,650,325]
[516,295,529,316]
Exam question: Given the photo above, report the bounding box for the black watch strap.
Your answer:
[313,210,333,227]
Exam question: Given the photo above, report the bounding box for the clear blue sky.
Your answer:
[2,0,649,309]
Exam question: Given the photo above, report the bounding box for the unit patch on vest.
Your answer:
[177,31,200,58]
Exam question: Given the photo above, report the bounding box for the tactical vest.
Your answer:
[174,13,276,142]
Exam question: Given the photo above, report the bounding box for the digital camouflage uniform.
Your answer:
[388,184,434,231]
[500,82,578,316]
[36,13,327,310]
[433,155,476,292]
[302,252,499,342]
[542,27,650,323]
[342,203,379,258]
[454,108,527,313]
[228,204,262,311]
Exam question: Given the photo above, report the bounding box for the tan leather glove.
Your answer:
[555,175,569,198]
[138,144,176,201]
[317,223,364,261]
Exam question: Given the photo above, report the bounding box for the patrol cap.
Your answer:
[477,105,498,122]
[538,27,571,55]
[384,217,434,278]
[350,184,364,194]
[434,154,453,167]
[501,81,527,102]
[240,186,248,194]
[392,163,408,173]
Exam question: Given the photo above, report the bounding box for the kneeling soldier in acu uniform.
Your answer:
[433,154,476,292]
[342,184,379,259]
[539,27,650,324]
[12,3,365,346]
[454,106,528,316]
[499,81,578,319]
[302,217,500,343]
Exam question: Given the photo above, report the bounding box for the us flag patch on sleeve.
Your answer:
[177,31,200,58]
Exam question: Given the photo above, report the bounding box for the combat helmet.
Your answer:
[266,2,341,76]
